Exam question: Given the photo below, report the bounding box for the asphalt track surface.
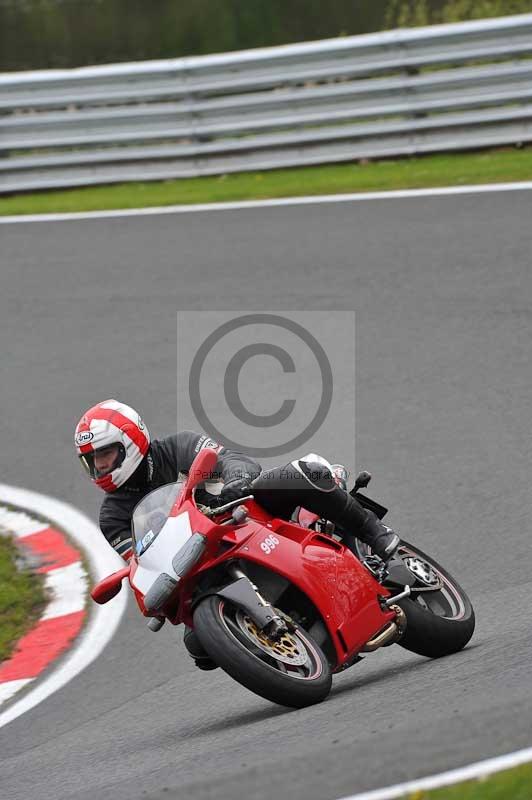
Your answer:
[1,190,531,800]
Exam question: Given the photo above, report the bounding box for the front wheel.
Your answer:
[193,595,332,708]
[391,540,475,658]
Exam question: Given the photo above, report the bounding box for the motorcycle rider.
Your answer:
[75,399,400,667]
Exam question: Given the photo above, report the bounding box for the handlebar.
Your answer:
[203,495,254,519]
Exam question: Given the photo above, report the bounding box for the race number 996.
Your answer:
[260,535,280,555]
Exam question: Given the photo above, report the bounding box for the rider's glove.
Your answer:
[219,476,252,504]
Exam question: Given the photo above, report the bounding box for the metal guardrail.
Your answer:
[1,14,532,193]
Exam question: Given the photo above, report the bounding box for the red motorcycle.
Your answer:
[92,449,475,708]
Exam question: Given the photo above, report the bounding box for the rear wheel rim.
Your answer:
[217,599,323,680]
[355,539,468,621]
[398,545,467,621]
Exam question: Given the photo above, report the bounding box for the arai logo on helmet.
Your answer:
[75,430,94,447]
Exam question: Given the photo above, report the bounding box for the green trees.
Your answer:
[1,0,532,72]
[385,0,532,27]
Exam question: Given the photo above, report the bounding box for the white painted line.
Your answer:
[338,746,532,800]
[0,483,127,728]
[1,181,532,224]
[41,562,88,620]
[0,679,33,706]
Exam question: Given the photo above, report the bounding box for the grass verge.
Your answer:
[2,147,532,216]
[407,762,532,799]
[0,535,46,662]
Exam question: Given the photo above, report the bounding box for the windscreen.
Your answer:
[131,481,184,555]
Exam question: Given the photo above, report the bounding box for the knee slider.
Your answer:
[296,459,335,492]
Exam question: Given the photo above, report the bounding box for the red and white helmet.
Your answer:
[75,399,150,492]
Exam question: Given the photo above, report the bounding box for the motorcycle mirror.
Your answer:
[179,447,219,504]
[354,470,372,492]
[91,566,130,604]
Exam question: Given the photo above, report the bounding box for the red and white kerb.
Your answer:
[0,506,88,707]
[75,399,150,493]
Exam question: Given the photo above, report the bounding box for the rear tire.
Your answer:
[193,595,332,708]
[395,541,475,658]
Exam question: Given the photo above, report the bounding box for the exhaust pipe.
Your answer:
[361,604,407,652]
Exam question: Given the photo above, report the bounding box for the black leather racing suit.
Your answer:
[99,431,261,560]
[100,431,394,564]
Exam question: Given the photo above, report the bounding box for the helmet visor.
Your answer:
[79,443,125,479]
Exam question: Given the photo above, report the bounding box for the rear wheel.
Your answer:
[193,595,332,708]
[390,541,475,658]
[353,538,475,658]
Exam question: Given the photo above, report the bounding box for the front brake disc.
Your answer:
[235,609,309,666]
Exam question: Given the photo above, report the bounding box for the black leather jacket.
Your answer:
[99,431,261,559]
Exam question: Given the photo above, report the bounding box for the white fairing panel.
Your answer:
[132,512,193,595]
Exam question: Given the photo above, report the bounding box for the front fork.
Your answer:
[224,562,289,639]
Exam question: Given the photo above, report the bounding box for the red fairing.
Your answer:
[229,517,394,664]
[170,447,219,513]
[100,450,397,672]
[297,507,320,528]
[167,495,394,663]
[128,559,147,614]
[91,566,130,604]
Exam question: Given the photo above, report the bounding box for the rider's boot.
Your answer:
[183,626,218,671]
[316,460,400,560]
[338,496,400,562]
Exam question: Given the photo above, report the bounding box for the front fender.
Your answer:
[192,576,278,630]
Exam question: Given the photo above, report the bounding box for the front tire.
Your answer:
[193,595,332,708]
